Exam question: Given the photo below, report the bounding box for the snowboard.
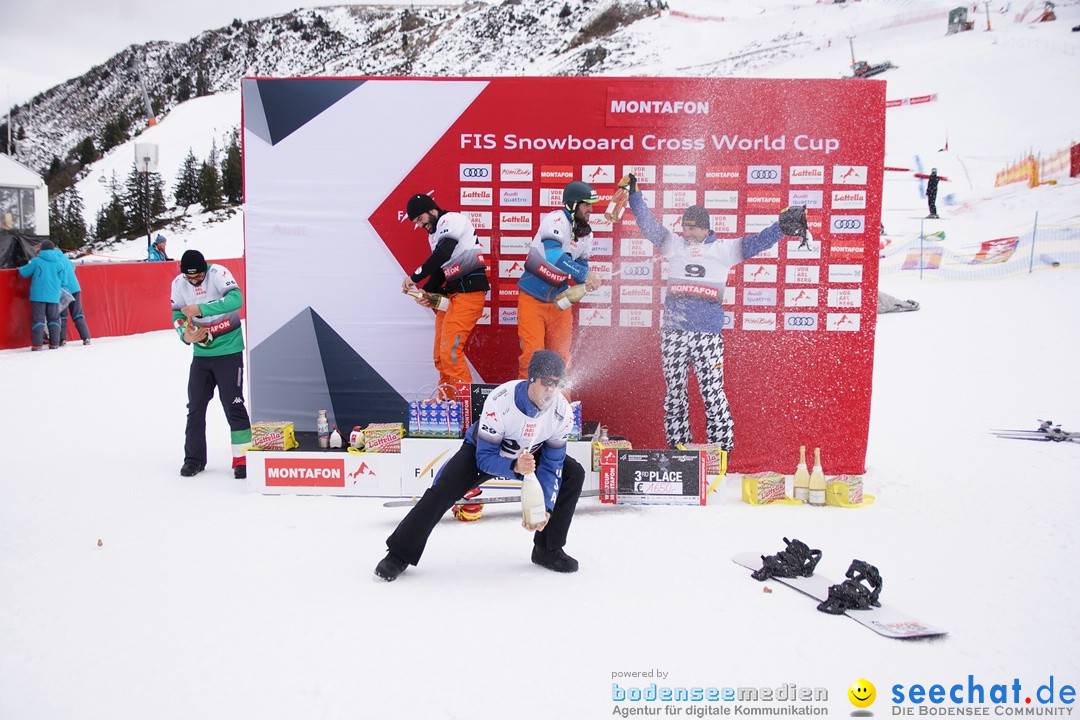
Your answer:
[732,552,947,640]
[384,489,601,508]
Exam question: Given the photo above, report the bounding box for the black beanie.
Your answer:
[39,240,57,250]
[406,193,439,220]
[180,250,208,275]
[681,205,712,230]
[528,350,566,381]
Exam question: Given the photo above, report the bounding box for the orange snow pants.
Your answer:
[516,292,572,380]
[433,290,486,398]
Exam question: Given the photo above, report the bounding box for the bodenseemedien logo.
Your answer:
[849,679,877,709]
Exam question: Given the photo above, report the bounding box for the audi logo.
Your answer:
[831,218,864,230]
[786,316,817,327]
[749,169,779,180]
[461,167,490,178]
[623,266,651,277]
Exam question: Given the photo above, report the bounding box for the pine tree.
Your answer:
[77,136,97,167]
[101,113,130,153]
[197,160,222,212]
[176,75,192,103]
[49,188,88,251]
[174,148,200,208]
[94,177,127,242]
[195,69,208,97]
[122,163,167,239]
[221,133,242,205]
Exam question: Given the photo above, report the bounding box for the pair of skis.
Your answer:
[383,489,601,508]
[990,420,1079,444]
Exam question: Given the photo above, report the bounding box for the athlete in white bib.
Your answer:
[375,351,586,581]
[625,173,807,451]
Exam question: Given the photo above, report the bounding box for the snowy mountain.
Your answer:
[9,0,656,174]
[48,0,1080,263]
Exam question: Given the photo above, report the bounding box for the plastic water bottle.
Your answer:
[316,410,330,449]
[521,472,547,529]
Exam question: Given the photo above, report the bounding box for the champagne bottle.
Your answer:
[521,471,547,529]
[793,445,810,502]
[605,186,629,221]
[555,284,587,310]
[405,288,450,312]
[808,447,827,507]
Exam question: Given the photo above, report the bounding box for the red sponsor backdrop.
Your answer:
[367,77,884,474]
[1,259,246,350]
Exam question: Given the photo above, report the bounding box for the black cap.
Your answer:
[406,193,439,221]
[527,350,566,381]
[180,250,207,275]
[681,205,711,230]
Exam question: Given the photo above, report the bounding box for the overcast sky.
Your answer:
[0,0,455,109]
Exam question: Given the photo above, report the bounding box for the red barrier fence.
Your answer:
[1,258,246,351]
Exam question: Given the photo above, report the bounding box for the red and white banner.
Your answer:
[242,77,885,474]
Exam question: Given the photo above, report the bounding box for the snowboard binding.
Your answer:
[751,537,822,581]
[817,559,882,615]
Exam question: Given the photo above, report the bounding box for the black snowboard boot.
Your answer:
[374,552,409,582]
[532,545,579,573]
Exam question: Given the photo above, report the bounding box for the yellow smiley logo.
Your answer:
[848,678,876,708]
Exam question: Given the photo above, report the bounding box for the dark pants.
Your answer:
[928,192,938,216]
[387,442,586,566]
[185,352,251,467]
[59,291,91,342]
[30,301,61,348]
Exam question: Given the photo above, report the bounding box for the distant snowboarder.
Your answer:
[926,168,940,219]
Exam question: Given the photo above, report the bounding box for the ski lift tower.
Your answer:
[134,143,158,252]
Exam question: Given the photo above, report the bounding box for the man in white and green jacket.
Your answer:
[170,250,251,479]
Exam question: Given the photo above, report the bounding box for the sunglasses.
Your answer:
[535,376,566,389]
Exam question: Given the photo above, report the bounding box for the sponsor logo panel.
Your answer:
[830,215,866,234]
[743,287,778,306]
[785,265,821,284]
[785,288,819,307]
[743,264,778,283]
[747,165,781,184]
[784,312,819,330]
[500,188,532,206]
[459,163,492,181]
[619,309,654,327]
[827,313,861,331]
[500,211,532,231]
[265,458,345,488]
[828,264,865,283]
[831,189,867,209]
[662,165,697,184]
[460,187,493,206]
[832,165,868,185]
[828,288,863,308]
[500,163,533,182]
[789,189,824,209]
[789,165,825,184]
[742,312,777,331]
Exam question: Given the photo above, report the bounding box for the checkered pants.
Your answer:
[660,328,734,451]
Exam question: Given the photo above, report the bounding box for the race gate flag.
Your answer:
[241,76,885,474]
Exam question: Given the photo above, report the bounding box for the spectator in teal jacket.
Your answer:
[16,240,65,350]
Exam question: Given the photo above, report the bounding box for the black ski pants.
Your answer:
[184,352,250,467]
[386,441,585,566]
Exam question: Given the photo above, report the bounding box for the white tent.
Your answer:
[0,154,48,236]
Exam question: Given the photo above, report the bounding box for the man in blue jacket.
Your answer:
[16,240,65,350]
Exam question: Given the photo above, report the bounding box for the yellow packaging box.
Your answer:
[364,422,405,453]
[741,472,789,505]
[249,421,299,451]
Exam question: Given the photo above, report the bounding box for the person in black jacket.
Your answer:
[926,168,940,219]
